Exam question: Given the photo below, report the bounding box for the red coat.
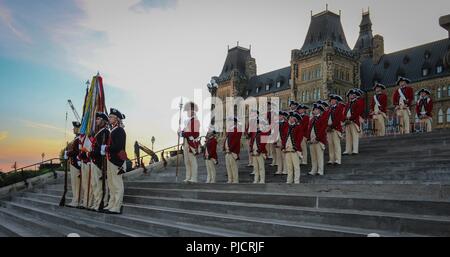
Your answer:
[281,123,303,152]
[393,86,414,107]
[223,127,242,158]
[182,117,200,153]
[344,99,364,127]
[328,103,345,132]
[416,97,433,117]
[204,137,218,160]
[298,114,310,140]
[249,131,269,155]
[307,114,328,145]
[279,121,289,145]
[370,93,388,114]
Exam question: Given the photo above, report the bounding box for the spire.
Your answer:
[353,9,374,55]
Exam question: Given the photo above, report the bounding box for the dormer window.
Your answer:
[265,84,270,91]
[422,68,429,77]
[437,65,443,74]
[276,81,281,88]
[256,87,260,93]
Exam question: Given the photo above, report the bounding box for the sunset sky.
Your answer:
[0,0,449,172]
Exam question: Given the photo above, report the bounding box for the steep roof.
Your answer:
[353,12,374,52]
[360,38,450,90]
[217,46,252,82]
[300,10,351,52]
[247,66,291,97]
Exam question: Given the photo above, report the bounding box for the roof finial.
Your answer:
[326,3,328,11]
[339,10,341,16]
[249,44,251,51]
[227,45,229,50]
[362,8,364,15]
[237,41,239,47]
[311,10,312,17]
[368,6,370,14]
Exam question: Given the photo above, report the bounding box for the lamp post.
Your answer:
[207,78,219,125]
[151,136,155,151]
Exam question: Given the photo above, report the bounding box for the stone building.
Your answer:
[210,9,450,130]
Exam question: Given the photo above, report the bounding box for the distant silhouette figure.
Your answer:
[161,150,167,169]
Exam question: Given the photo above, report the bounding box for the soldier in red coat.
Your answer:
[326,94,345,165]
[416,88,433,132]
[307,103,328,176]
[275,111,289,175]
[204,126,218,183]
[245,109,259,171]
[223,117,242,183]
[370,83,388,136]
[296,104,310,166]
[344,89,364,155]
[393,76,414,134]
[250,119,270,184]
[180,102,200,183]
[281,112,304,184]
[64,121,82,207]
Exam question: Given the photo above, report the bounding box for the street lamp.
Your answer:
[207,78,219,125]
[151,136,155,151]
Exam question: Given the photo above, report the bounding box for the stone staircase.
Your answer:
[1,129,450,237]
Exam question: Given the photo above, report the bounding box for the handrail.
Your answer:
[6,158,62,173]
[129,144,180,167]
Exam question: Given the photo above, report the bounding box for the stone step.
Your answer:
[37,187,450,217]
[122,195,449,236]
[12,196,262,237]
[0,210,31,236]
[0,206,68,237]
[26,192,405,236]
[48,182,450,201]
[1,200,155,237]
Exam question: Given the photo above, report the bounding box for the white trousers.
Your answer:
[91,163,109,210]
[69,164,81,206]
[225,153,239,183]
[205,159,216,183]
[252,155,265,184]
[301,138,308,165]
[327,130,342,164]
[373,114,386,136]
[183,149,198,183]
[106,160,124,213]
[420,118,432,132]
[310,143,325,175]
[397,109,410,134]
[80,162,93,208]
[275,147,284,173]
[285,152,300,183]
[345,122,360,154]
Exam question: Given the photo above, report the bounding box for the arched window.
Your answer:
[317,88,321,99]
[438,87,442,99]
[302,91,305,102]
[438,109,444,124]
[447,108,450,123]
[313,89,317,100]
[306,91,310,102]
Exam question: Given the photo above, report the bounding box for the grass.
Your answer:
[0,167,59,188]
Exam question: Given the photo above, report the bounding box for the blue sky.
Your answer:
[0,0,449,171]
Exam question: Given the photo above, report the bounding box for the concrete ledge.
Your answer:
[124,156,181,181]
[0,172,58,199]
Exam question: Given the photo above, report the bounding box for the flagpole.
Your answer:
[175,98,183,182]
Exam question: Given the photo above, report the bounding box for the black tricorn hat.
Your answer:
[313,103,325,112]
[289,100,299,107]
[347,88,362,97]
[72,121,81,128]
[296,104,310,110]
[279,111,289,117]
[317,100,330,108]
[288,112,301,120]
[373,82,386,90]
[417,88,431,95]
[110,108,125,119]
[96,112,109,122]
[396,76,411,85]
[329,94,344,102]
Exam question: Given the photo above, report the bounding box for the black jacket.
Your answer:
[108,126,127,167]
[91,127,110,170]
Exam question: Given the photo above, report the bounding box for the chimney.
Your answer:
[372,34,384,64]
[439,14,450,38]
